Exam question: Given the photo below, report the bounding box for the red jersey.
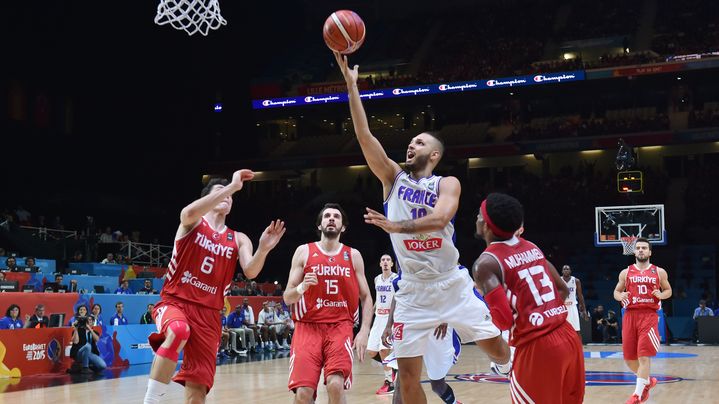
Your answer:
[162,218,238,310]
[483,237,567,347]
[291,243,360,325]
[622,264,661,310]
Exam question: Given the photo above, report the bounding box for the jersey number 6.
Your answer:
[200,256,215,274]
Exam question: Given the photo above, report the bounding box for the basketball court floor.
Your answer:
[1,344,717,403]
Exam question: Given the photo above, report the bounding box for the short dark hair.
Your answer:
[422,131,445,157]
[484,193,524,239]
[315,203,349,232]
[201,178,230,198]
[92,303,102,313]
[635,237,652,250]
[6,304,20,318]
[115,301,123,308]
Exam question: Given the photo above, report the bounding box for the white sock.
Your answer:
[634,377,648,396]
[384,368,393,382]
[495,360,512,375]
[144,378,169,404]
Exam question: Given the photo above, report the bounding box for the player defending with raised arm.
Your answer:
[335,51,510,404]
[283,203,373,404]
[613,237,672,404]
[143,170,286,404]
[473,192,585,404]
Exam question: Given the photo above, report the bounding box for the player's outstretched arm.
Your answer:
[546,260,569,301]
[237,220,286,280]
[283,245,313,305]
[334,51,401,189]
[654,267,673,300]
[352,249,373,362]
[613,269,629,303]
[473,254,513,330]
[179,169,254,234]
[364,176,461,234]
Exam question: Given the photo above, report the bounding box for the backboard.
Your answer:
[595,204,666,247]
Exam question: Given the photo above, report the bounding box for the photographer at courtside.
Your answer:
[69,315,107,374]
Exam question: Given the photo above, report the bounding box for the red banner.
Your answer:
[0,328,73,377]
[612,63,684,77]
[0,292,77,326]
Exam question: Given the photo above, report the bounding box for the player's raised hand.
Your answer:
[333,51,359,86]
[230,169,255,192]
[258,220,286,253]
[364,207,397,234]
[353,328,369,362]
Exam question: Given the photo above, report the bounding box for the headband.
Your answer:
[480,199,515,239]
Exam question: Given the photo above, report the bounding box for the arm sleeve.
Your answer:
[484,287,513,331]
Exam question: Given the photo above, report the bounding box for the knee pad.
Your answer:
[157,320,190,362]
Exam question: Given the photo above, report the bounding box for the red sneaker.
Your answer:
[625,394,641,404]
[376,380,394,395]
[640,377,658,402]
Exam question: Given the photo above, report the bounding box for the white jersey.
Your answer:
[374,272,398,316]
[384,172,460,279]
[563,276,577,305]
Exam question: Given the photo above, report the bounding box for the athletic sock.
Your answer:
[438,384,456,404]
[634,377,648,396]
[143,378,169,404]
[384,368,393,382]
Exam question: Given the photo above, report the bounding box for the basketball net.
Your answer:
[620,236,638,256]
[154,0,227,36]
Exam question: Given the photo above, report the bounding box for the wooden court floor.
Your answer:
[1,345,717,403]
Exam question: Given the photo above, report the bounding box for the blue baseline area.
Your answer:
[583,351,697,359]
[252,70,585,109]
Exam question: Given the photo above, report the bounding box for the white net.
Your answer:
[154,0,227,36]
[620,236,638,255]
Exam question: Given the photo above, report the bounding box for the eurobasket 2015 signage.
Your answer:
[252,70,585,109]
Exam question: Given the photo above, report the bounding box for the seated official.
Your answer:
[5,257,20,272]
[140,303,155,324]
[23,257,39,272]
[137,279,158,294]
[24,304,49,328]
[0,304,24,329]
[70,315,106,374]
[114,280,134,295]
[109,301,128,326]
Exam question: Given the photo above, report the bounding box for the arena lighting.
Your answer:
[213,103,223,112]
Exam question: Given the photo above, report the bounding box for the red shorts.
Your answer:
[288,321,354,396]
[622,309,660,360]
[151,297,221,392]
[510,321,585,404]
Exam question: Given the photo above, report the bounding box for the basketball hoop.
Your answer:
[154,0,227,36]
[620,236,638,256]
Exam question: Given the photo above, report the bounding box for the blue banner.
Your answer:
[252,70,586,109]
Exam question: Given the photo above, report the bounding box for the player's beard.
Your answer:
[321,226,340,240]
[405,153,430,173]
[635,255,649,263]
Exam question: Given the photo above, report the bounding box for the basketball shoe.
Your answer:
[640,377,657,402]
[625,394,641,404]
[375,380,394,395]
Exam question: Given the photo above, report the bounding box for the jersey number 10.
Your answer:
[518,265,556,307]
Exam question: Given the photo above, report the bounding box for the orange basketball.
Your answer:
[323,10,366,55]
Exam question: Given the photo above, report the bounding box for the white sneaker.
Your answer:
[282,342,290,350]
[238,349,247,355]
[489,362,510,378]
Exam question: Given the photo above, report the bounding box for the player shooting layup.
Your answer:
[143,170,286,404]
[335,51,510,404]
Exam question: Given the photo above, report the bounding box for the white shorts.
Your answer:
[566,303,580,331]
[368,314,391,352]
[392,267,500,358]
[383,327,460,380]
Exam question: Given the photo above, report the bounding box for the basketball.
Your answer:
[322,10,365,54]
